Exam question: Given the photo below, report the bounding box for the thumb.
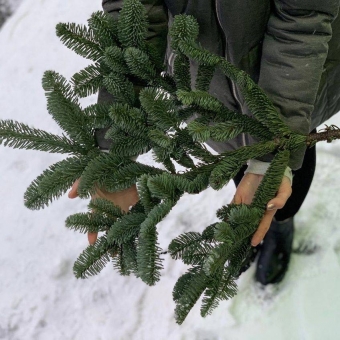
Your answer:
[68,178,80,199]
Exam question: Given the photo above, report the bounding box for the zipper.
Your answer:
[214,0,247,147]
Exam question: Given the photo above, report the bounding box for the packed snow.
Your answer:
[1,1,340,339]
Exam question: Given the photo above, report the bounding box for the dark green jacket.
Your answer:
[100,0,340,169]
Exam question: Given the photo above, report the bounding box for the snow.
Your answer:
[1,1,340,339]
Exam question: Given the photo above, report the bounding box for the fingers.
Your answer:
[68,178,80,199]
[251,208,276,246]
[250,176,292,246]
[266,176,292,210]
[88,232,98,245]
[231,173,264,205]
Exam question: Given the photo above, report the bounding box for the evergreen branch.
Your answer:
[0,120,86,155]
[73,235,118,279]
[137,199,176,285]
[218,60,291,136]
[56,22,103,61]
[148,129,175,150]
[152,146,176,173]
[87,11,119,48]
[209,141,277,190]
[147,174,178,201]
[107,212,146,245]
[104,46,129,73]
[227,240,252,277]
[24,155,95,210]
[78,153,164,196]
[195,64,215,91]
[140,88,179,130]
[173,54,191,91]
[170,14,199,51]
[137,174,162,213]
[117,0,148,50]
[82,103,112,129]
[168,232,215,265]
[88,198,124,219]
[177,90,273,141]
[175,129,217,163]
[307,125,340,145]
[187,121,243,143]
[109,103,148,139]
[200,269,237,317]
[112,240,138,276]
[103,72,135,106]
[251,150,290,210]
[71,63,109,98]
[42,71,94,147]
[106,131,151,157]
[178,40,220,66]
[65,212,113,233]
[124,47,157,82]
[173,267,209,325]
[203,243,231,276]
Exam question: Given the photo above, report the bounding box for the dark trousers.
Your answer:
[233,145,316,222]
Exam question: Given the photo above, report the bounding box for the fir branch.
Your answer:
[87,11,119,48]
[71,63,109,98]
[106,132,151,157]
[200,269,237,317]
[209,141,277,190]
[65,212,113,233]
[103,72,135,106]
[88,198,124,219]
[187,121,243,143]
[24,155,95,210]
[152,146,176,173]
[137,174,162,213]
[140,88,179,130]
[173,267,209,325]
[195,64,215,92]
[170,14,199,51]
[117,0,148,50]
[107,212,146,245]
[173,54,191,91]
[82,103,112,129]
[73,235,118,279]
[56,22,103,61]
[137,199,176,285]
[168,232,215,266]
[78,153,164,196]
[124,47,157,82]
[147,173,178,201]
[103,46,129,73]
[42,71,94,147]
[203,243,231,276]
[219,60,291,137]
[109,103,148,139]
[251,150,290,210]
[177,90,273,141]
[112,240,138,276]
[0,120,86,155]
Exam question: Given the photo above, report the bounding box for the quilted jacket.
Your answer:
[99,0,340,169]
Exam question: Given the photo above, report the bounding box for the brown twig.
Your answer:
[306,125,340,145]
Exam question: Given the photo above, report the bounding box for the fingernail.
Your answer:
[267,203,275,210]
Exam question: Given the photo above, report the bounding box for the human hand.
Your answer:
[68,179,139,244]
[232,173,292,247]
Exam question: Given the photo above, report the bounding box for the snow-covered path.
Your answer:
[1,1,340,339]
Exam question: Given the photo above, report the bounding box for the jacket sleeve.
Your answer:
[258,0,340,169]
[96,0,168,150]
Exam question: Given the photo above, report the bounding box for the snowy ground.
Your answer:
[1,1,340,339]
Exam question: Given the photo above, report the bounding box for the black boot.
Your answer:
[255,218,294,285]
